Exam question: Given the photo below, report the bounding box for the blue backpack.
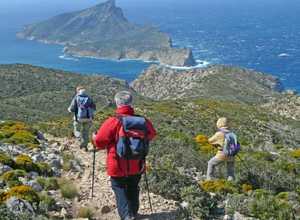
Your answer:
[75,95,95,121]
[116,115,149,160]
[220,130,241,157]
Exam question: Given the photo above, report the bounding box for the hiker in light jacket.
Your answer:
[206,117,235,181]
[92,91,156,220]
[68,86,96,151]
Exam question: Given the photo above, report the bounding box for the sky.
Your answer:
[1,0,297,24]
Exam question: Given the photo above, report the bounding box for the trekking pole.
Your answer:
[144,171,153,214]
[91,147,96,199]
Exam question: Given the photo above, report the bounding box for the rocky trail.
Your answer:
[47,135,179,220]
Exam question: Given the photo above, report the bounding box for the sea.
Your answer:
[0,0,299,91]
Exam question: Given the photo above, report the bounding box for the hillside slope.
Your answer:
[37,99,300,219]
[0,64,138,122]
[263,92,300,120]
[17,0,195,67]
[0,64,300,219]
[132,64,282,104]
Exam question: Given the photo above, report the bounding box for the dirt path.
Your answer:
[49,136,179,220]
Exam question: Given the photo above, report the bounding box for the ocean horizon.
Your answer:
[0,0,299,91]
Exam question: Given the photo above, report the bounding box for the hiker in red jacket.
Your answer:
[92,91,156,220]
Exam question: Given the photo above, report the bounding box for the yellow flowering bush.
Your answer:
[15,154,38,172]
[200,179,238,194]
[195,134,217,154]
[6,185,39,203]
[0,121,39,149]
[290,149,300,159]
[242,184,253,193]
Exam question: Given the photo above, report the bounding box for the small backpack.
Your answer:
[75,95,95,121]
[220,129,241,157]
[116,115,149,160]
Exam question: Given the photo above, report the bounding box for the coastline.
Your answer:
[61,51,210,70]
[17,33,197,67]
[15,34,298,93]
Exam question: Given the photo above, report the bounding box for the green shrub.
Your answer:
[276,192,290,201]
[250,193,293,219]
[179,185,216,219]
[235,156,300,193]
[144,167,194,201]
[62,152,75,171]
[58,179,78,199]
[0,203,44,220]
[36,162,53,176]
[251,151,275,162]
[36,177,46,188]
[39,192,56,212]
[274,159,300,174]
[37,177,59,190]
[77,206,95,219]
[226,190,296,220]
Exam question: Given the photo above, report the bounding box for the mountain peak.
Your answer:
[92,0,118,14]
[101,0,116,8]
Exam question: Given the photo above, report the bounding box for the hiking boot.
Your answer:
[80,143,87,150]
[131,213,138,220]
[124,216,135,220]
[74,131,81,139]
[227,176,234,181]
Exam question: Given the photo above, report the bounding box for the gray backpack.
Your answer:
[75,95,95,121]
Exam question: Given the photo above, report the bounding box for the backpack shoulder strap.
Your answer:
[114,114,124,141]
[115,114,124,124]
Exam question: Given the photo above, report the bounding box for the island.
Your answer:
[17,0,196,67]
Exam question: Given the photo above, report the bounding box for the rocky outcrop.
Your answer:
[131,64,282,103]
[17,0,196,67]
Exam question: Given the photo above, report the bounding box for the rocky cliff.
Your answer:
[131,64,282,104]
[17,0,196,67]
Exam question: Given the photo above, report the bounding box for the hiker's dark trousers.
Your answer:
[111,174,142,220]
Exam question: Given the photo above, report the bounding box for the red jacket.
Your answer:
[93,105,156,177]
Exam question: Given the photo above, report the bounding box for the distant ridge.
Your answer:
[131,64,282,103]
[17,0,196,67]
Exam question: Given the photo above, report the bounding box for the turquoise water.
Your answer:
[0,0,299,91]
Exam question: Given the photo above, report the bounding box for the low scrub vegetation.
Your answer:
[58,178,78,199]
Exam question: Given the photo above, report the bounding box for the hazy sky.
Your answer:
[1,0,298,26]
